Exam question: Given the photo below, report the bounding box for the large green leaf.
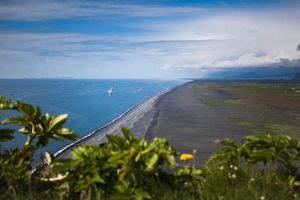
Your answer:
[135,189,151,200]
[49,114,68,131]
[55,128,77,140]
[2,116,27,125]
[45,152,53,165]
[166,155,176,167]
[107,134,125,149]
[121,127,135,142]
[16,101,35,116]
[147,154,159,171]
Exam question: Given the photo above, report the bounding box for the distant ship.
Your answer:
[108,87,113,96]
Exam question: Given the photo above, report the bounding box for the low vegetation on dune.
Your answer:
[203,83,300,111]
[196,82,300,140]
[1,96,300,200]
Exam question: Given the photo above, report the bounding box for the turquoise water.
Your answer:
[0,79,185,155]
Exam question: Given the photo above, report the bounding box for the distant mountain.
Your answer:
[205,67,300,79]
[234,72,260,79]
[292,72,300,81]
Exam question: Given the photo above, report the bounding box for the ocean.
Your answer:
[0,79,186,155]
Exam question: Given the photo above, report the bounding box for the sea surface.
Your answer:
[0,79,186,156]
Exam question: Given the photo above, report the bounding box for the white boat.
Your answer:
[108,87,113,96]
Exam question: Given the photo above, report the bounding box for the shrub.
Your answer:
[0,96,77,198]
[0,96,299,199]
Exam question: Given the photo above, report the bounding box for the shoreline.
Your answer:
[54,83,188,158]
[145,81,250,165]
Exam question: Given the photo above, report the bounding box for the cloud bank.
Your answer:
[0,1,300,78]
[0,0,204,21]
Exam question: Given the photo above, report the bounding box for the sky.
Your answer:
[0,0,300,79]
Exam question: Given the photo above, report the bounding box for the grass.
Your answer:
[198,95,216,106]
[205,83,300,111]
[200,165,299,200]
[196,82,300,139]
[238,121,300,138]
[199,95,246,107]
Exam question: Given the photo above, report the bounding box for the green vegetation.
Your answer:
[1,96,300,199]
[238,121,300,139]
[199,95,246,107]
[203,83,300,111]
[197,83,300,141]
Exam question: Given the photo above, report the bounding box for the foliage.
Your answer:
[0,96,77,148]
[200,165,298,200]
[0,96,299,199]
[0,96,77,198]
[46,127,181,199]
[207,134,300,175]
[238,121,300,138]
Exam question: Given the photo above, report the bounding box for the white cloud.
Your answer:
[129,7,300,71]
[0,1,204,21]
[0,2,300,78]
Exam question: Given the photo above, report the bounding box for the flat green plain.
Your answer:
[201,82,300,138]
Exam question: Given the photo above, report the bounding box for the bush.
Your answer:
[0,96,299,199]
[0,96,77,198]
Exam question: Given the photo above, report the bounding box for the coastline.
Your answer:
[145,81,249,165]
[32,79,300,172]
[54,83,187,158]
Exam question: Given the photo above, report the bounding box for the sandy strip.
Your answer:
[146,81,249,165]
[54,87,175,158]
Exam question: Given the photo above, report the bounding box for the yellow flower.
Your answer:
[180,153,194,161]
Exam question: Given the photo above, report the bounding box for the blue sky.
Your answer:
[0,0,300,79]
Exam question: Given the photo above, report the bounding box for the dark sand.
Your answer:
[143,81,248,165]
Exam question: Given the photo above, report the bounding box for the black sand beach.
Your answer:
[144,81,248,164]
